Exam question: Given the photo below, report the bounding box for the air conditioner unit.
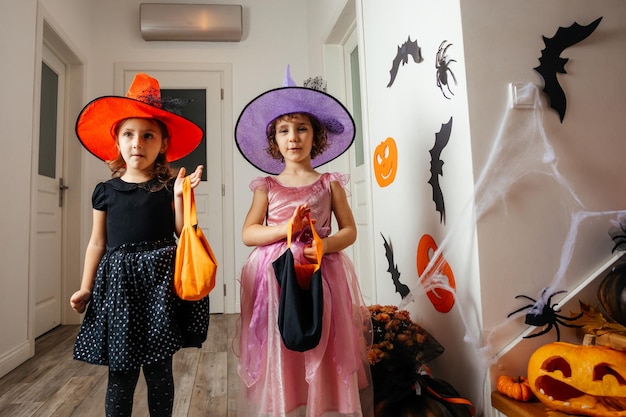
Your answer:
[140,3,242,42]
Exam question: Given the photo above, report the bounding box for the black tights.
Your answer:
[105,357,174,417]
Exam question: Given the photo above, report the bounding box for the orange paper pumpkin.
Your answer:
[373,137,398,187]
[416,234,456,313]
[527,342,626,417]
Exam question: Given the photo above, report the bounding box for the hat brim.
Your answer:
[235,87,355,175]
[75,96,203,162]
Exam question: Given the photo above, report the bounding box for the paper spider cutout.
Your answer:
[436,40,457,99]
[507,288,582,341]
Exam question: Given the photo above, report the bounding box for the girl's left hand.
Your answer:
[303,237,325,263]
[174,165,203,196]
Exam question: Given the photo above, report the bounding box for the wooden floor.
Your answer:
[0,314,240,417]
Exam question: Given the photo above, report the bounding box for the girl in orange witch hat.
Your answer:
[70,73,208,417]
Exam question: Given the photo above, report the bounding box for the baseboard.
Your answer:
[0,339,34,378]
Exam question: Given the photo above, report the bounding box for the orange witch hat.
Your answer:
[75,73,203,162]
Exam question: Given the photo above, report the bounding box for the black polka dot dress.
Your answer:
[73,178,210,371]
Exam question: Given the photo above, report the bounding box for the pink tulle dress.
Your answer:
[235,172,374,417]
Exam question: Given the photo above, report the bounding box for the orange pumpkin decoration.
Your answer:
[373,137,398,187]
[527,342,626,417]
[416,234,456,313]
[496,375,534,402]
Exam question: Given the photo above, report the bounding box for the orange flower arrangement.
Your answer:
[368,305,474,417]
[368,304,444,373]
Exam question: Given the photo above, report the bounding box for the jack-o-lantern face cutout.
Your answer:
[416,234,456,313]
[527,342,626,417]
[373,137,398,187]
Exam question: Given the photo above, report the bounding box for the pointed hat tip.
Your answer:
[283,64,297,87]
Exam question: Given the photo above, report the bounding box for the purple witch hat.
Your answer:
[235,65,355,174]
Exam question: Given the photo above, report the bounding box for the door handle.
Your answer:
[59,177,69,207]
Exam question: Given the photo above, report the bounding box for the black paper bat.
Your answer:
[387,36,423,88]
[534,17,602,122]
[381,233,409,298]
[428,117,453,224]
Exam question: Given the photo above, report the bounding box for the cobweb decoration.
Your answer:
[398,83,626,413]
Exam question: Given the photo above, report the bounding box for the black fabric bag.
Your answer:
[273,215,324,352]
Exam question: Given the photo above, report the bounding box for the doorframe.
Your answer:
[323,0,377,304]
[114,62,237,314]
[30,4,86,339]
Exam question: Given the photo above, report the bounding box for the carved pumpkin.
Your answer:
[527,342,626,417]
[416,234,456,313]
[373,137,398,187]
[598,264,626,327]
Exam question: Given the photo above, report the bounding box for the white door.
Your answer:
[120,69,225,313]
[344,31,376,304]
[34,46,66,337]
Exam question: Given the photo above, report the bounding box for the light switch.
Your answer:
[509,82,536,109]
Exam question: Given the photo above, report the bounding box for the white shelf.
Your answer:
[493,252,624,361]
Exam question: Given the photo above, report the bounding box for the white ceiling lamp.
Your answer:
[140,3,243,42]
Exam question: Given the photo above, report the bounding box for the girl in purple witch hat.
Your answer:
[234,66,374,417]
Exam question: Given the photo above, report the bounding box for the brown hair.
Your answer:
[106,118,175,189]
[265,113,329,162]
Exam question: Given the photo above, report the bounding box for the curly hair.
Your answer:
[265,113,329,162]
[106,118,175,190]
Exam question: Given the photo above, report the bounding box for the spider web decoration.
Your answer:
[399,83,626,410]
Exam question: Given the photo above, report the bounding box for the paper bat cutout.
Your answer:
[533,17,602,122]
[387,36,423,88]
[381,233,409,298]
[428,117,453,224]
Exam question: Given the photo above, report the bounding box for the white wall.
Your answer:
[461,0,626,413]
[0,0,39,377]
[304,0,350,74]
[0,0,94,378]
[354,0,626,415]
[358,0,484,409]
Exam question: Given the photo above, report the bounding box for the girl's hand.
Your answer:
[174,165,204,197]
[290,204,311,234]
[70,289,92,314]
[303,238,325,263]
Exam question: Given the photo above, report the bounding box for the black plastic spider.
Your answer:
[507,288,582,341]
[436,40,457,99]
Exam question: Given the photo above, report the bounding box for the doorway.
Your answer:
[34,45,66,337]
[323,0,377,305]
[342,30,376,305]
[32,15,85,336]
[115,63,235,313]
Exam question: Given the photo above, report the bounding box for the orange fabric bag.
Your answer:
[174,176,218,301]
